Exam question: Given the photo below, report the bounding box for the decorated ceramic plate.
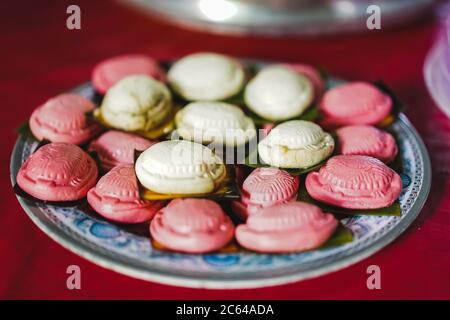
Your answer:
[10,62,431,289]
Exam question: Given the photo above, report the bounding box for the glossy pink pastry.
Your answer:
[29,93,102,145]
[16,143,97,201]
[286,63,324,98]
[89,130,155,171]
[92,54,166,94]
[320,82,392,127]
[232,167,299,220]
[305,155,402,209]
[336,125,398,163]
[235,201,338,253]
[150,198,234,253]
[87,164,163,223]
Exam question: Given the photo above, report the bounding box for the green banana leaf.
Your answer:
[297,185,401,216]
[16,121,38,140]
[321,223,354,249]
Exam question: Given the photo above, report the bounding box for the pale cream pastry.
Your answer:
[135,140,226,195]
[100,75,172,132]
[168,52,245,101]
[174,101,256,147]
[258,120,334,169]
[244,65,314,121]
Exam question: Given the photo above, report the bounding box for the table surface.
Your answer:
[1,0,450,299]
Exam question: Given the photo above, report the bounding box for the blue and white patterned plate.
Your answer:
[10,75,431,289]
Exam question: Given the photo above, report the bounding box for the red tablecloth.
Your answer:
[1,0,450,299]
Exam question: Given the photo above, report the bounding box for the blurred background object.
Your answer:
[121,0,434,36]
[424,7,450,119]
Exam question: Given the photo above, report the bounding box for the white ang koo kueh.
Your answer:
[100,74,172,132]
[175,101,256,147]
[168,52,245,101]
[135,140,226,195]
[244,65,314,121]
[258,120,334,169]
